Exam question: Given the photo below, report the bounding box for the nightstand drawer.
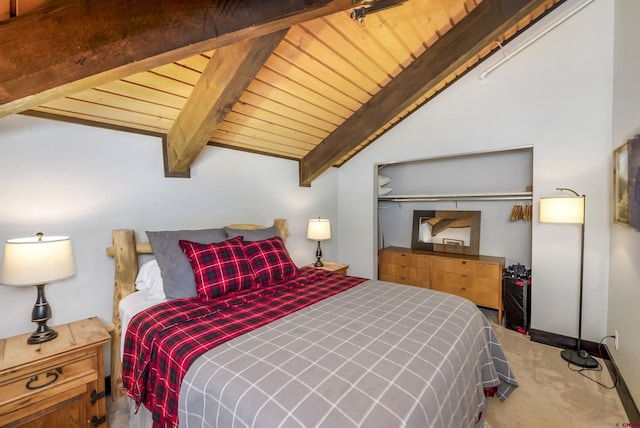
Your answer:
[0,317,109,428]
[0,353,97,419]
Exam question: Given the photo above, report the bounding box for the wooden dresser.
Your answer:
[0,317,110,428]
[379,246,505,322]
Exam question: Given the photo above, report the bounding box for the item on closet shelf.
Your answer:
[378,174,392,187]
[378,186,393,196]
[377,174,393,196]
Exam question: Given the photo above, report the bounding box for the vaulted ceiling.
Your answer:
[0,0,562,185]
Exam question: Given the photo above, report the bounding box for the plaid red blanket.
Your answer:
[122,267,366,428]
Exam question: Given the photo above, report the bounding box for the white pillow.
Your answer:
[378,174,392,187]
[135,259,166,301]
[378,186,393,196]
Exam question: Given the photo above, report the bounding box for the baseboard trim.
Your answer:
[530,329,639,423]
[603,347,640,424]
[529,328,609,359]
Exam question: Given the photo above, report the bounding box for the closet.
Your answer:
[375,147,533,317]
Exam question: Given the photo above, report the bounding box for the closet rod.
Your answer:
[379,192,532,202]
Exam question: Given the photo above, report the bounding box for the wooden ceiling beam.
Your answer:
[298,0,548,187]
[0,0,360,118]
[166,30,288,175]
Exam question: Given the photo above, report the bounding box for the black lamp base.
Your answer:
[27,283,58,345]
[27,324,58,344]
[313,240,324,267]
[560,349,598,369]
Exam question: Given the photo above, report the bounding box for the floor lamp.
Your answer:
[540,188,598,369]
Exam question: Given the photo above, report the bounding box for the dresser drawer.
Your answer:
[0,353,98,420]
[379,250,430,269]
[379,272,429,288]
[430,257,500,279]
[431,270,500,308]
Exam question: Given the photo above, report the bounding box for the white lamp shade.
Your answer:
[0,235,75,286]
[307,218,331,241]
[539,196,584,224]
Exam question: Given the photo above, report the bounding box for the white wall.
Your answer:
[610,0,640,407]
[0,114,339,373]
[338,0,613,343]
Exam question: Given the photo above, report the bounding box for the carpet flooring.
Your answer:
[107,318,630,427]
[484,320,628,427]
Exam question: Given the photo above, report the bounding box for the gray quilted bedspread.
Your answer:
[179,279,517,428]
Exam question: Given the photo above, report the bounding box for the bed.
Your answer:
[106,218,517,428]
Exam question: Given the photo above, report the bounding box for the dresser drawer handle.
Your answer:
[26,371,59,390]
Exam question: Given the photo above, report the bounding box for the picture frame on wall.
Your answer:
[613,136,640,230]
[613,142,629,226]
[627,136,640,230]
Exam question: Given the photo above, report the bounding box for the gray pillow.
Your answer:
[146,228,227,299]
[224,225,280,241]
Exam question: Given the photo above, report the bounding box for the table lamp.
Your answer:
[0,233,75,344]
[307,218,331,267]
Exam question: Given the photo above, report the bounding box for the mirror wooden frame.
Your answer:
[411,210,481,255]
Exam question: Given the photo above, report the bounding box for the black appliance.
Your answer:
[502,264,531,334]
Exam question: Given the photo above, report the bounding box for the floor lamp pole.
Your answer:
[560,193,597,369]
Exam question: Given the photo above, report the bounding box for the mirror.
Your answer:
[411,210,481,255]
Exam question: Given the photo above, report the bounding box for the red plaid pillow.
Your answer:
[179,236,254,299]
[243,236,299,287]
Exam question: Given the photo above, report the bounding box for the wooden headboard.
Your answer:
[105,218,288,400]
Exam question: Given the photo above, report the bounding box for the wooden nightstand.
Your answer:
[0,317,110,428]
[308,261,349,275]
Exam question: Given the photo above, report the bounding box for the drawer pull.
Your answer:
[91,389,106,405]
[26,371,59,390]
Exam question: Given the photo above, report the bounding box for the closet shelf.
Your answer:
[378,191,532,202]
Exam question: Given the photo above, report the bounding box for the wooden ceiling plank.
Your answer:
[223,111,324,145]
[176,54,214,74]
[239,90,341,131]
[212,131,313,154]
[33,98,174,131]
[166,30,288,174]
[355,14,413,70]
[231,103,330,139]
[325,12,401,77]
[255,67,354,119]
[0,0,361,117]
[217,120,319,149]
[123,73,194,99]
[299,0,549,186]
[247,79,348,124]
[63,89,181,121]
[95,80,187,110]
[276,40,371,104]
[285,26,380,96]
[149,63,203,87]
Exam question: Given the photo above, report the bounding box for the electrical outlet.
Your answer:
[614,330,619,350]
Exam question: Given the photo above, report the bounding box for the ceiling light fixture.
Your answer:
[350,0,407,24]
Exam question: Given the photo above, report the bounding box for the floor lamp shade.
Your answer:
[0,234,75,344]
[540,196,584,224]
[307,218,331,267]
[539,188,597,369]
